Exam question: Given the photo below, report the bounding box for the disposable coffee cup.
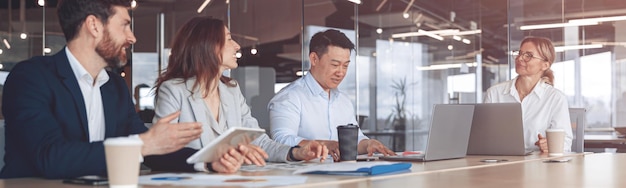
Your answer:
[546,129,565,156]
[337,124,359,161]
[104,137,143,188]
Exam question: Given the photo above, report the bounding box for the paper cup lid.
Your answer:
[546,128,565,132]
[104,137,143,146]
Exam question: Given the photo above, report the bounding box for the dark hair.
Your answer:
[155,17,235,98]
[309,29,355,56]
[520,36,556,85]
[57,0,131,42]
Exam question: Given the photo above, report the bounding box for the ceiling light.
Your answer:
[453,35,462,41]
[391,32,420,38]
[516,14,622,30]
[197,0,212,13]
[591,42,626,47]
[392,29,459,38]
[508,44,603,53]
[347,0,361,4]
[235,51,242,58]
[375,0,388,11]
[418,29,443,40]
[554,44,603,52]
[376,28,383,34]
[38,0,45,6]
[44,47,51,54]
[438,30,481,36]
[487,55,499,63]
[450,11,456,22]
[447,45,453,50]
[0,49,3,55]
[2,39,10,49]
[251,47,258,55]
[519,22,597,30]
[20,33,27,39]
[569,15,626,24]
[403,12,410,19]
[131,0,137,9]
[427,29,459,34]
[391,29,469,39]
[462,39,471,44]
[402,0,415,19]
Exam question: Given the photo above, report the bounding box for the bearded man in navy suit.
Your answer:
[0,0,217,179]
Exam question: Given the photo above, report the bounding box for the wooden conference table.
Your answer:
[2,152,623,187]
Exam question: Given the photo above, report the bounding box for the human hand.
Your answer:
[293,140,329,162]
[359,139,396,156]
[300,140,338,161]
[139,111,202,156]
[535,134,548,153]
[241,144,268,166]
[210,145,249,173]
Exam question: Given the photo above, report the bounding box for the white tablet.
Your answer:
[186,127,265,164]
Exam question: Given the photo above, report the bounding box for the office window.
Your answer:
[580,52,612,128]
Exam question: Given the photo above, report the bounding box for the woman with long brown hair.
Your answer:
[153,17,328,173]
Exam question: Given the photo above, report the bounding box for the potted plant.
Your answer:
[385,77,410,151]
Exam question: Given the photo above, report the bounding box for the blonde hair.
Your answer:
[520,37,556,86]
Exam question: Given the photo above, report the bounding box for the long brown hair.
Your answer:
[155,17,235,98]
[520,36,556,86]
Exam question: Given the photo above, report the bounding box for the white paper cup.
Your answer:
[104,137,143,188]
[546,129,565,156]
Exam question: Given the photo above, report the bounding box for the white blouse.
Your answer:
[484,77,573,152]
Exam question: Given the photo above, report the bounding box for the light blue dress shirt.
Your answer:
[269,74,368,146]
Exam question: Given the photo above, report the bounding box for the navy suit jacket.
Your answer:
[0,49,195,179]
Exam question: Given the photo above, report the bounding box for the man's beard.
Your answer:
[95,29,128,69]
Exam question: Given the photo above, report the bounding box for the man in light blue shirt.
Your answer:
[269,29,395,161]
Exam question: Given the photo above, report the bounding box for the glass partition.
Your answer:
[508,0,626,129]
[2,0,624,153]
[353,0,484,151]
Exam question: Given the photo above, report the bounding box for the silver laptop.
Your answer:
[467,103,529,156]
[379,104,475,162]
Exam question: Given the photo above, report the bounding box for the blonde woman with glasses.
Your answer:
[484,36,573,154]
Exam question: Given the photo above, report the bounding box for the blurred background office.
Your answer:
[0,0,625,153]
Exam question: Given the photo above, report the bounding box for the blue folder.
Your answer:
[301,162,412,176]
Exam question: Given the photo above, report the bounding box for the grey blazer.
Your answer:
[153,78,290,162]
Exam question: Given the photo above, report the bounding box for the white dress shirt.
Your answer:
[484,77,573,152]
[66,47,108,142]
[269,74,368,146]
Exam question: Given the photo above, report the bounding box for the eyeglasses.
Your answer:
[515,51,547,62]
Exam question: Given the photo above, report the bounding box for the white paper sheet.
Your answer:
[139,173,307,187]
[240,156,334,172]
[292,161,401,174]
